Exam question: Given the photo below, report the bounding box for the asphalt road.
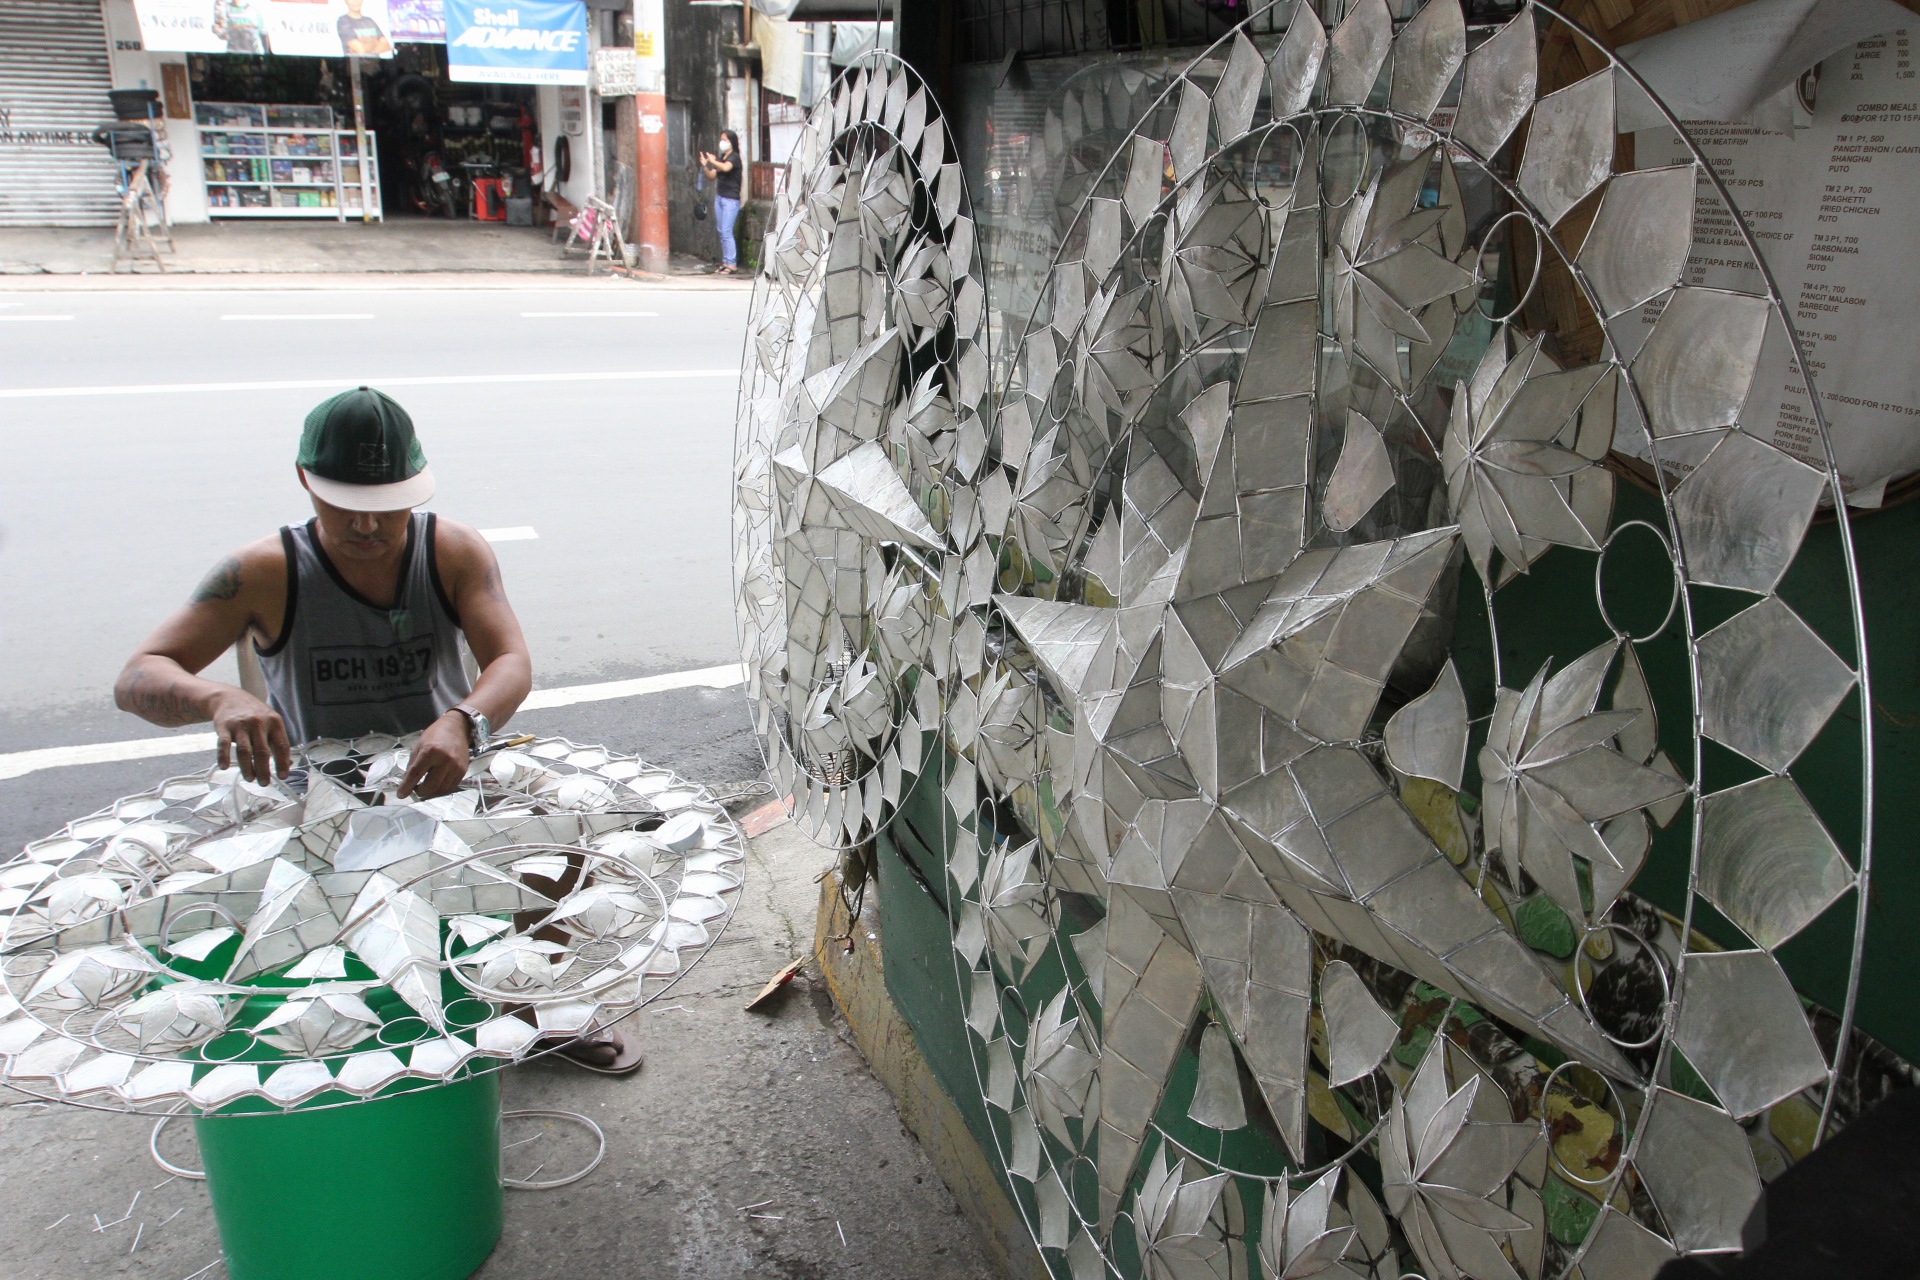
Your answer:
[0,281,763,847]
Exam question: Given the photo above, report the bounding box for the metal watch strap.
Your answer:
[452,703,491,753]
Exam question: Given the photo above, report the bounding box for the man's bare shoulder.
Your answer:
[189,535,286,607]
[430,516,494,568]
[430,517,517,611]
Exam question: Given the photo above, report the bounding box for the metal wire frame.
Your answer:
[0,736,747,1119]
[738,5,1876,1276]
[500,1108,608,1189]
[145,1105,611,1191]
[729,49,995,852]
[910,0,1878,1274]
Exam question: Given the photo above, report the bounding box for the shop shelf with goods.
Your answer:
[193,102,379,221]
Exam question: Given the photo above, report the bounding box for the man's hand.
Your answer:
[399,711,472,800]
[210,690,293,786]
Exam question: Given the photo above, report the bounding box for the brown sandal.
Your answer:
[546,1026,644,1075]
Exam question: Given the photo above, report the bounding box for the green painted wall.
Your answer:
[1456,480,1914,1064]
[867,481,1918,1270]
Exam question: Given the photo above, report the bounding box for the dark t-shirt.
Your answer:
[714,155,741,200]
[338,14,385,50]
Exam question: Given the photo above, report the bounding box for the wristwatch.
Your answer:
[451,704,493,754]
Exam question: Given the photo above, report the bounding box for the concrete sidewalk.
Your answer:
[0,220,745,282]
[0,809,997,1280]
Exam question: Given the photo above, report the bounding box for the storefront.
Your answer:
[100,0,598,227]
[0,0,123,226]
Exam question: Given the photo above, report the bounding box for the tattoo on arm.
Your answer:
[480,565,507,604]
[192,556,243,604]
[117,664,207,727]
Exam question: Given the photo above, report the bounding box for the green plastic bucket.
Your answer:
[193,1071,504,1280]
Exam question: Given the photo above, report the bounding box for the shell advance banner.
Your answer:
[444,0,589,86]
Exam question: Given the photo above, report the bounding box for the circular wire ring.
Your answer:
[1538,1059,1631,1189]
[1572,921,1673,1052]
[0,949,54,979]
[51,857,106,880]
[149,1112,207,1181]
[376,1016,434,1048]
[159,901,240,954]
[444,997,497,1029]
[1317,111,1372,209]
[501,1108,607,1190]
[1595,520,1681,645]
[60,1006,120,1041]
[1247,120,1304,214]
[1478,208,1544,325]
[194,1026,259,1064]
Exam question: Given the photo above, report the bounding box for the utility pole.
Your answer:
[633,0,669,274]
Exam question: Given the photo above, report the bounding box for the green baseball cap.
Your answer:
[297,386,435,512]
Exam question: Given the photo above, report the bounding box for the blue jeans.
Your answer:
[714,194,740,267]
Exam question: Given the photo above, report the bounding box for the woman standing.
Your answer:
[698,130,743,276]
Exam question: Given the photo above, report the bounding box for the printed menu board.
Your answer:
[1624,29,1920,505]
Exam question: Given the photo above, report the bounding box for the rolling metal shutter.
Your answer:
[0,0,119,226]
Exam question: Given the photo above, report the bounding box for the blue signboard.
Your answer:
[443,0,588,86]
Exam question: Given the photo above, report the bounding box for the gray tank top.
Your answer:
[256,513,472,745]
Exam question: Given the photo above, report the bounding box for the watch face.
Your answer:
[457,707,489,750]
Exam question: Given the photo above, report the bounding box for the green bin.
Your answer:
[193,1071,504,1280]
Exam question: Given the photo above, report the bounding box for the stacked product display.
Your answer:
[196,103,381,220]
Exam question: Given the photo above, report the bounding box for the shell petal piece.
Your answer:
[1452,8,1536,159]
[1384,660,1469,791]
[1320,960,1399,1085]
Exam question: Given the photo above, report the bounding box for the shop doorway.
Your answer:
[188,43,538,225]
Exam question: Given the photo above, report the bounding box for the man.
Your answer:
[216,0,267,54]
[337,0,392,56]
[116,386,641,1074]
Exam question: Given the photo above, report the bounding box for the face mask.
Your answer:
[718,141,731,155]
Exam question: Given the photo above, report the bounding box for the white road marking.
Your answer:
[220,313,376,321]
[0,732,221,782]
[0,368,737,400]
[480,526,539,542]
[519,663,744,710]
[520,311,660,318]
[0,315,73,322]
[0,662,746,781]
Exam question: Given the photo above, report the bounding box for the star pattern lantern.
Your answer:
[739,7,1884,1278]
[0,733,743,1114]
